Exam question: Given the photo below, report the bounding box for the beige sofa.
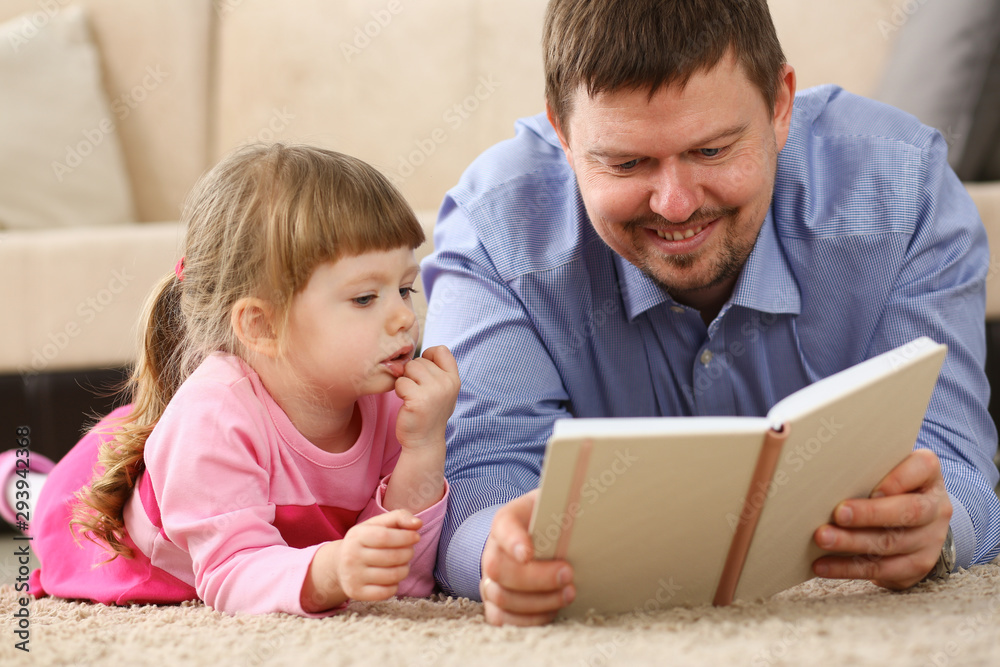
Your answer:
[0,0,551,376]
[2,0,998,392]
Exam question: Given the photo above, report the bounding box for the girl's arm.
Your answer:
[383,345,460,513]
[303,346,460,610]
[147,383,330,616]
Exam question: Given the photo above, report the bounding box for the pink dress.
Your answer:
[29,353,447,616]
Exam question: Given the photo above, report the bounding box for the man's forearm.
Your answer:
[435,503,502,599]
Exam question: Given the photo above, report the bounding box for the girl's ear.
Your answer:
[231,297,280,357]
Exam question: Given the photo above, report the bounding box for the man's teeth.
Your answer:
[656,225,704,241]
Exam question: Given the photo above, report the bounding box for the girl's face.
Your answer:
[280,246,421,405]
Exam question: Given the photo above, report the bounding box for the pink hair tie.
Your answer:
[174,256,186,282]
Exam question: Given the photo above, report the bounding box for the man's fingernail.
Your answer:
[815,563,830,577]
[870,490,885,499]
[836,505,853,525]
[563,584,576,604]
[514,544,528,563]
[817,527,836,549]
[557,567,572,587]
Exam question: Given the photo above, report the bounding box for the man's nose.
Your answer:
[647,161,704,224]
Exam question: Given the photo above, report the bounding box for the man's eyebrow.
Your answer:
[589,122,752,158]
[589,147,641,160]
[694,121,751,146]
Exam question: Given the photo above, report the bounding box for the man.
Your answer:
[421,0,1000,626]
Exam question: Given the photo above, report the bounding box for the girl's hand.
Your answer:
[337,510,423,600]
[301,510,423,612]
[394,345,460,451]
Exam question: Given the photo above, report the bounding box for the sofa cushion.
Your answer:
[873,0,1000,181]
[966,183,1000,319]
[0,5,134,230]
[0,222,184,374]
[0,208,436,375]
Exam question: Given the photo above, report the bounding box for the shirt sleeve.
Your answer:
[146,381,336,617]
[421,195,573,599]
[358,475,450,597]
[868,130,1000,568]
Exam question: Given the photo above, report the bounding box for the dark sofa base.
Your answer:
[0,367,129,464]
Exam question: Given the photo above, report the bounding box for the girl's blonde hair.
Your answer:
[71,144,425,558]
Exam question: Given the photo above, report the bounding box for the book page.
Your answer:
[735,337,947,601]
[530,421,769,617]
[552,417,771,439]
[766,336,943,428]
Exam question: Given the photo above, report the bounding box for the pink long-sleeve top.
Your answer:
[30,353,447,616]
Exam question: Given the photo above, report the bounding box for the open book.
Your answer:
[528,336,947,618]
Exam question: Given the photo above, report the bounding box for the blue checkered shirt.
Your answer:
[421,85,1000,600]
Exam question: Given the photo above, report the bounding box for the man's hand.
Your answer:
[480,490,576,626]
[812,448,953,589]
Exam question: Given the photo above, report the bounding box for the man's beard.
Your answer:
[621,206,756,297]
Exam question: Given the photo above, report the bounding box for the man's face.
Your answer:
[551,52,795,312]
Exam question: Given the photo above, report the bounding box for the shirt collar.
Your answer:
[730,209,801,315]
[615,208,801,321]
[615,253,672,321]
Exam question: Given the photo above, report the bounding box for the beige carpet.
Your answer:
[2,534,999,667]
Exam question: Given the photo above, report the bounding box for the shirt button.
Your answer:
[700,349,714,366]
[670,305,685,314]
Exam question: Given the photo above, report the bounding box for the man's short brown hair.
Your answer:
[543,0,786,129]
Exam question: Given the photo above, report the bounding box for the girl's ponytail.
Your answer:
[71,271,187,559]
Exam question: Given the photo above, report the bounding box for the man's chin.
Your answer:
[638,254,708,292]
[641,234,752,298]
[641,258,739,304]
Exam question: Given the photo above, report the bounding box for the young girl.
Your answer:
[6,144,459,616]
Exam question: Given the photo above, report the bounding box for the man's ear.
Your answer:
[231,297,279,358]
[546,100,574,167]
[772,64,796,153]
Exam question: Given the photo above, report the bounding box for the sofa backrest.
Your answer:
[1,0,907,221]
[210,0,910,213]
[771,0,899,97]
[210,0,549,213]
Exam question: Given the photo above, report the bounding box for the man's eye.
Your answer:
[699,147,723,158]
[614,159,641,171]
[353,295,375,306]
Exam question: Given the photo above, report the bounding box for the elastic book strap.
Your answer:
[554,439,593,560]
[713,425,790,606]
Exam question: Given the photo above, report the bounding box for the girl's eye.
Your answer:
[400,286,418,299]
[353,295,375,306]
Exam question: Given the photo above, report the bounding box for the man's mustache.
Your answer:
[622,207,738,231]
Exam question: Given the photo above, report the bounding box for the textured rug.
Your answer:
[2,559,999,667]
